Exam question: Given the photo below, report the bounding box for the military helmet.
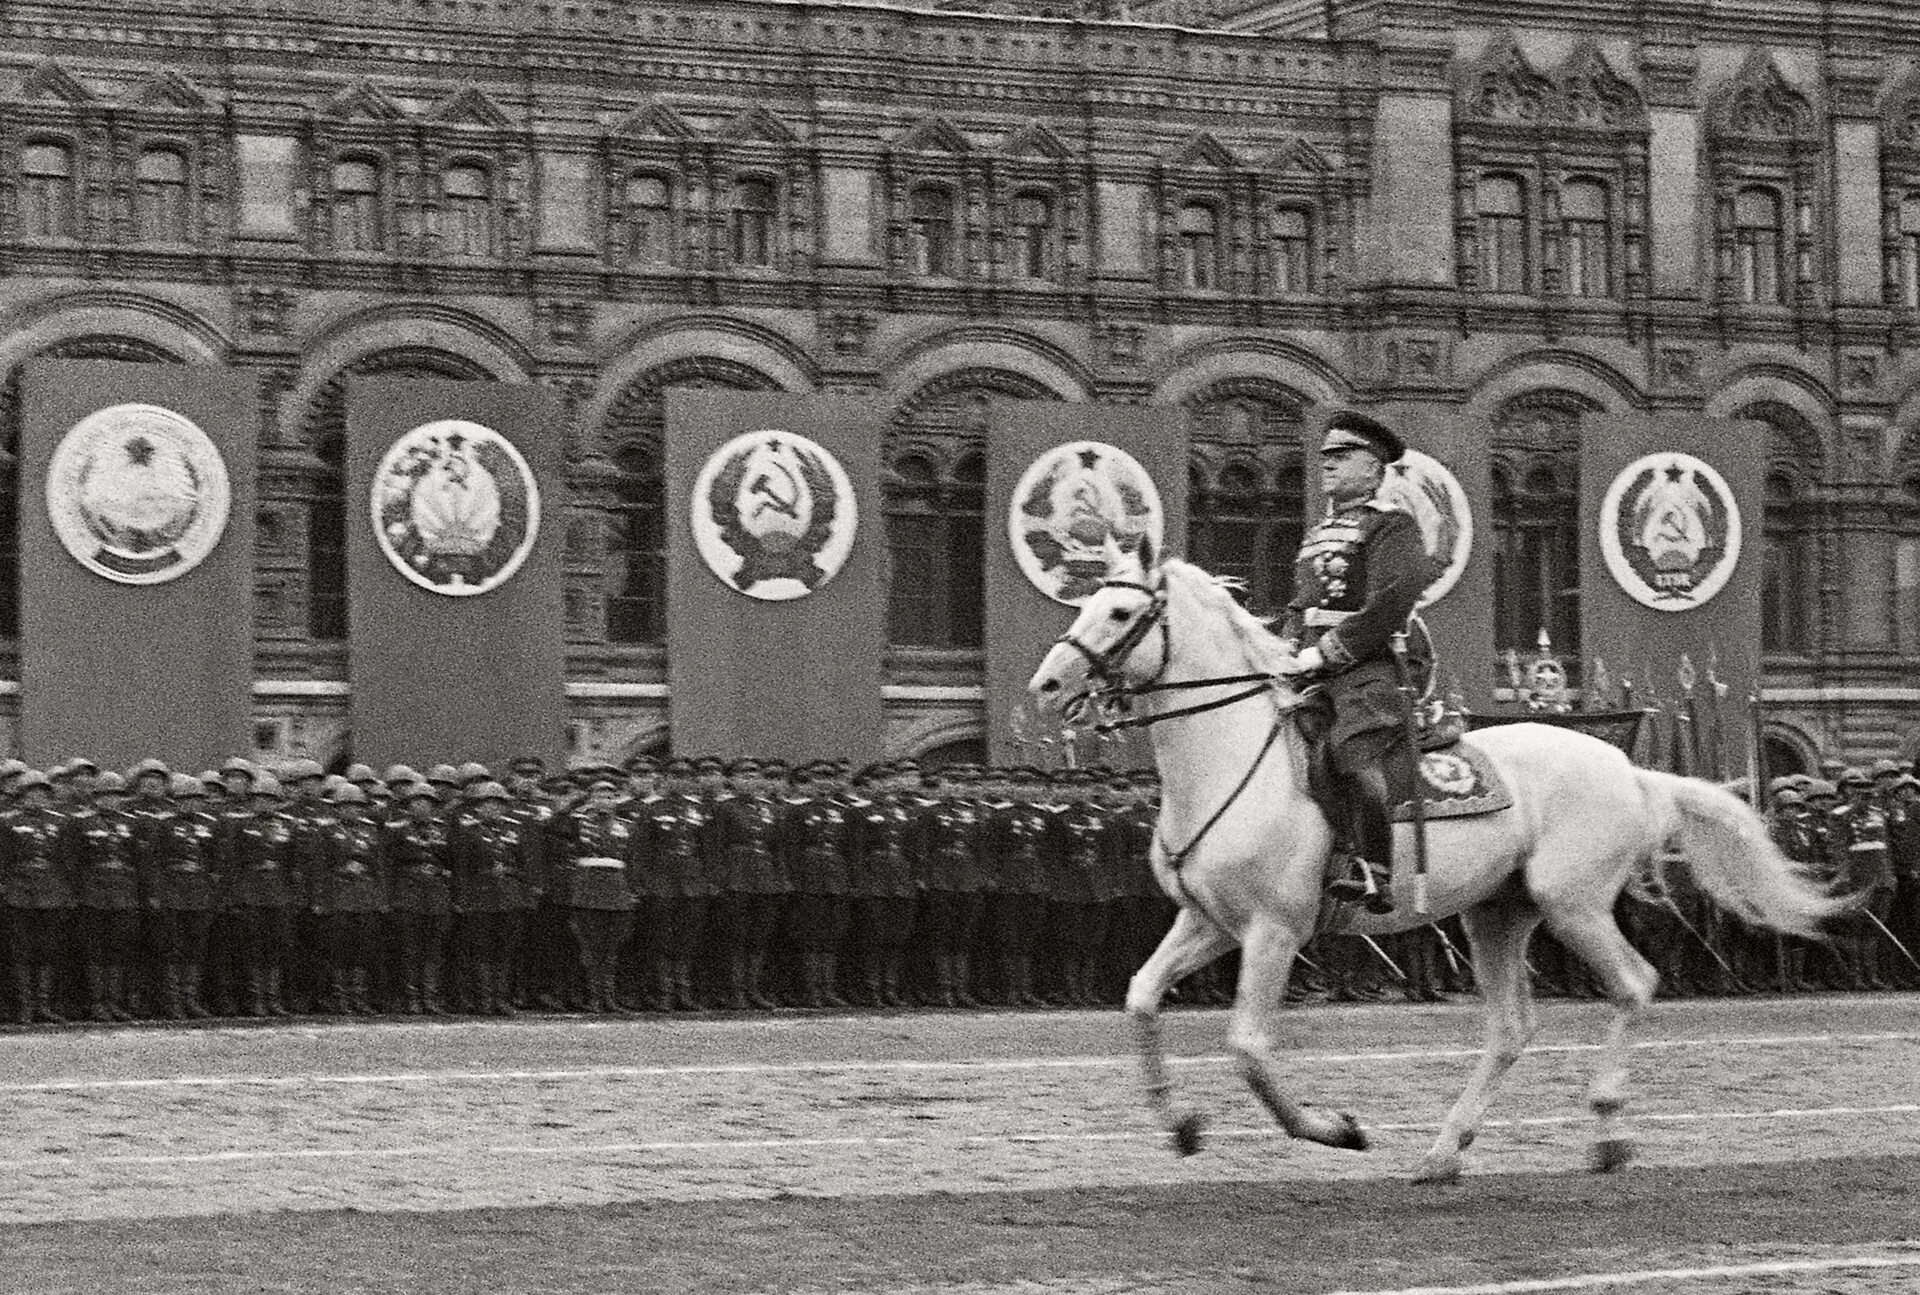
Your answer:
[16,770,53,791]
[252,774,287,800]
[1772,788,1804,807]
[220,756,257,777]
[332,785,368,805]
[426,764,461,786]
[284,758,325,783]
[196,770,222,787]
[664,757,695,777]
[470,780,512,802]
[132,757,171,780]
[398,780,439,804]
[65,756,100,776]
[170,774,205,799]
[345,763,380,785]
[384,764,422,785]
[1838,767,1873,789]
[457,761,492,785]
[93,770,127,794]
[510,754,547,776]
[728,757,762,776]
[1766,775,1797,795]
[1805,779,1840,800]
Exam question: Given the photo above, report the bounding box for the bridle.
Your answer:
[1052,571,1278,733]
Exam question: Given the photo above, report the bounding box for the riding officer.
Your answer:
[1275,410,1433,914]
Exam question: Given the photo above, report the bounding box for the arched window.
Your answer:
[730,176,777,267]
[1491,393,1588,667]
[1740,401,1820,655]
[1011,190,1055,281]
[1901,193,1920,309]
[606,444,666,644]
[1560,178,1610,297]
[136,148,190,244]
[1734,186,1785,304]
[1186,382,1309,613]
[333,158,385,253]
[21,142,76,239]
[907,184,955,277]
[887,373,1051,649]
[443,164,493,257]
[1177,202,1219,290]
[623,173,673,265]
[1270,206,1314,294]
[1476,173,1528,292]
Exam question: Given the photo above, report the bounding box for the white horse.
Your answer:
[1027,550,1838,1181]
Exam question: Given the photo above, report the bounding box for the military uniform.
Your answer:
[911,773,986,1007]
[67,787,142,1021]
[845,768,917,1007]
[983,773,1051,1008]
[632,768,716,1011]
[307,794,388,1014]
[1829,774,1896,990]
[1278,416,1433,913]
[385,784,457,1013]
[138,776,224,1018]
[550,789,639,1014]
[782,769,853,1010]
[226,779,306,1016]
[1046,779,1112,1007]
[1888,777,1920,989]
[1,780,74,1024]
[452,784,541,1015]
[709,763,791,1010]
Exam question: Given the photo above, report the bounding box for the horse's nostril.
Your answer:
[1039,679,1060,693]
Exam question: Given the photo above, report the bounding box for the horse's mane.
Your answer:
[1158,558,1294,677]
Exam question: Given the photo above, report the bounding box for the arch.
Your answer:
[1151,334,1351,408]
[614,720,671,762]
[297,345,498,456]
[1466,347,1645,415]
[1707,361,1836,423]
[0,289,226,374]
[1760,719,1822,777]
[595,354,783,456]
[881,324,1092,406]
[887,712,986,761]
[586,314,815,435]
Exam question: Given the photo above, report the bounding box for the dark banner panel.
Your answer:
[985,402,1187,768]
[20,360,258,771]
[346,379,567,772]
[665,389,886,766]
[1580,414,1765,778]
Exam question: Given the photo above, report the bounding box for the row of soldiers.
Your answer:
[0,751,1187,1022]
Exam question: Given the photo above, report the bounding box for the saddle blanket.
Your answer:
[1389,739,1512,822]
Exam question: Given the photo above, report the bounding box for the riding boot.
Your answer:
[158,964,187,1020]
[1328,762,1397,915]
[747,954,777,1011]
[490,964,517,1016]
[352,968,376,1015]
[674,960,702,1011]
[725,955,750,1011]
[403,973,425,1015]
[952,953,979,1008]
[266,967,291,1017]
[103,965,130,1021]
[422,964,447,1015]
[85,964,110,1021]
[34,966,66,1024]
[180,965,210,1018]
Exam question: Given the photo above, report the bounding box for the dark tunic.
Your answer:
[915,796,985,893]
[386,818,455,915]
[226,811,305,909]
[0,808,74,909]
[140,809,224,911]
[308,817,388,914]
[986,800,1051,898]
[847,795,915,898]
[714,792,790,895]
[552,808,638,911]
[69,809,141,911]
[633,793,715,899]
[785,795,852,896]
[454,815,540,912]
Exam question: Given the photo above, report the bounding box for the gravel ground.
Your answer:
[1,994,1916,1293]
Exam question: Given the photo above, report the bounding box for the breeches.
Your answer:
[789,895,849,957]
[79,908,139,966]
[394,912,450,970]
[319,912,378,971]
[986,894,1044,956]
[148,909,214,964]
[1046,900,1106,961]
[714,895,783,954]
[853,897,916,955]
[460,911,526,966]
[568,908,634,974]
[917,892,983,957]
[637,897,705,963]
[234,907,293,971]
[3,907,67,965]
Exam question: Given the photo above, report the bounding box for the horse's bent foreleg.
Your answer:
[1126,905,1235,1156]
[1416,895,1542,1184]
[1230,917,1368,1152]
[1540,900,1658,1174]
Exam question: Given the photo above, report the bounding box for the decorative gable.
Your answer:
[19,61,93,105]
[1168,131,1237,170]
[1883,65,1920,148]
[322,79,406,122]
[719,104,797,145]
[432,84,514,130]
[1712,48,1812,140]
[1557,41,1645,129]
[1001,121,1071,161]
[895,116,971,156]
[1457,32,1555,124]
[1268,137,1333,173]
[613,100,698,140]
[131,69,212,112]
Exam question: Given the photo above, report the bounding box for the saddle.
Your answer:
[1296,687,1512,826]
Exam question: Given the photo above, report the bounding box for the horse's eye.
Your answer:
[1109,608,1130,623]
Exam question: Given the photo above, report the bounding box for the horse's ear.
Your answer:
[1134,534,1157,572]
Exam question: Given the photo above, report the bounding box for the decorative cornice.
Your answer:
[1709,48,1814,142]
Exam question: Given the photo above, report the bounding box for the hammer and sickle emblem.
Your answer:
[747,444,801,522]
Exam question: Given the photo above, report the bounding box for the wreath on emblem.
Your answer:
[706,437,841,594]
[1420,752,1478,798]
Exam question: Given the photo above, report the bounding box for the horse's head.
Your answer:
[1028,540,1167,712]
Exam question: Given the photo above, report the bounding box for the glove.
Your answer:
[1276,645,1324,676]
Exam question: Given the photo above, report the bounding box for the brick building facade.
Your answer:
[0,0,1913,772]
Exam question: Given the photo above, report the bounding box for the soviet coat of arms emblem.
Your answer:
[1598,452,1743,611]
[690,430,858,601]
[370,419,540,597]
[1011,441,1165,605]
[1378,449,1473,607]
[46,402,232,585]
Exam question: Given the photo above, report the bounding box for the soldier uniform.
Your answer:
[68,771,141,1021]
[452,781,541,1015]
[1766,786,1820,992]
[1888,774,1920,989]
[983,768,1050,1008]
[845,762,918,1008]
[226,775,305,1016]
[784,763,853,1009]
[1046,771,1112,1007]
[709,759,791,1010]
[632,758,714,1011]
[1276,413,1433,913]
[1,772,75,1024]
[912,766,986,1008]
[550,779,639,1014]
[1830,769,1896,991]
[307,786,388,1014]
[385,781,456,1013]
[139,773,223,1019]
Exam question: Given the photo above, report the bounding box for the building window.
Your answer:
[1177,202,1219,290]
[606,445,666,644]
[443,164,493,257]
[136,148,191,244]
[1902,194,1920,309]
[1185,383,1308,613]
[884,452,984,649]
[308,432,349,641]
[1270,206,1313,294]
[1734,185,1785,303]
[20,142,76,240]
[623,173,673,265]
[1761,472,1810,653]
[1476,173,1529,292]
[908,184,955,277]
[332,158,384,253]
[1492,462,1581,664]
[1011,190,1055,281]
[1560,177,1610,297]
[730,176,777,268]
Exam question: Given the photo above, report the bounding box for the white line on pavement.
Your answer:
[2,1030,1913,1093]
[4,1101,1914,1169]
[1321,1252,1920,1295]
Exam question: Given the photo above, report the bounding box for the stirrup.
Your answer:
[1328,855,1395,915]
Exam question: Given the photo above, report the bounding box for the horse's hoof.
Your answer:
[1330,1111,1370,1153]
[1457,1129,1477,1151]
[1412,1157,1461,1185]
[1170,1114,1205,1157]
[1589,1138,1633,1174]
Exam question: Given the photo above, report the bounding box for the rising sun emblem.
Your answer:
[46,403,232,585]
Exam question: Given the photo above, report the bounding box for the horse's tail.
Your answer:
[1634,768,1840,937]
